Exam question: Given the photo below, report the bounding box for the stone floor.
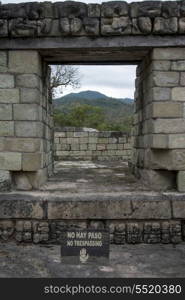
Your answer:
[0,242,185,278]
[41,161,149,193]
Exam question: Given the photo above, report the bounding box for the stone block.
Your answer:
[0,51,7,72]
[20,88,40,103]
[13,104,40,121]
[15,121,43,137]
[150,134,168,149]
[9,51,41,74]
[172,87,185,101]
[0,121,14,136]
[177,171,185,192]
[151,60,171,71]
[153,71,179,87]
[151,102,183,118]
[88,3,100,17]
[138,169,176,191]
[168,134,185,148]
[153,17,178,34]
[0,104,12,120]
[13,172,32,190]
[0,152,21,170]
[152,87,171,101]
[0,197,43,219]
[145,149,185,170]
[22,153,43,171]
[0,89,19,103]
[27,168,48,189]
[0,170,11,191]
[171,61,185,71]
[152,48,185,60]
[16,74,40,88]
[131,199,171,219]
[0,74,14,88]
[172,199,185,218]
[0,137,42,152]
[131,2,161,18]
[101,2,128,17]
[180,72,185,86]
[101,17,131,35]
[152,119,185,134]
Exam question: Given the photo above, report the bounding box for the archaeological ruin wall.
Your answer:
[54,129,132,161]
[0,1,185,192]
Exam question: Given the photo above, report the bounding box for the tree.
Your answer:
[49,65,81,99]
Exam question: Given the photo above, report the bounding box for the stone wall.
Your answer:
[54,129,132,161]
[132,48,185,192]
[0,50,53,190]
[0,1,185,38]
[0,219,183,245]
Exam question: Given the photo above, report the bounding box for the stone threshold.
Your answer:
[0,190,185,220]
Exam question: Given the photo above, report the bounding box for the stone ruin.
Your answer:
[0,1,185,244]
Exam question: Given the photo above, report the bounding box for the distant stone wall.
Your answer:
[54,129,132,161]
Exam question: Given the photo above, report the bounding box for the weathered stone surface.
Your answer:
[9,51,41,74]
[131,199,171,219]
[15,121,43,137]
[0,104,12,120]
[171,61,185,71]
[172,87,185,101]
[0,20,8,37]
[88,4,100,17]
[13,104,40,121]
[151,102,183,118]
[152,87,171,101]
[101,17,131,35]
[152,119,185,134]
[13,172,32,191]
[151,60,171,71]
[0,170,11,191]
[168,134,185,149]
[180,72,185,86]
[152,48,185,60]
[172,199,185,218]
[0,152,21,170]
[154,17,178,34]
[131,2,161,18]
[162,1,179,18]
[177,171,185,192]
[0,51,7,71]
[153,71,179,87]
[16,74,40,89]
[0,74,14,88]
[179,17,185,34]
[27,168,48,189]
[0,197,43,219]
[145,149,185,170]
[22,153,43,171]
[132,17,152,35]
[0,89,19,104]
[55,1,87,18]
[0,121,14,136]
[101,1,128,17]
[138,169,176,191]
[20,88,40,104]
[0,137,41,152]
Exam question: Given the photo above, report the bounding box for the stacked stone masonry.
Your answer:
[0,50,53,190]
[0,219,184,245]
[54,129,132,161]
[132,47,185,192]
[1,1,185,37]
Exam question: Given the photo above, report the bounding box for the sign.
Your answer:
[60,229,109,264]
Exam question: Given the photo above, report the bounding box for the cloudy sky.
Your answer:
[1,0,175,98]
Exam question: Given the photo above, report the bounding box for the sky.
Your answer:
[1,0,176,98]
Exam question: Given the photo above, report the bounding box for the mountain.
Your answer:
[53,90,134,131]
[54,90,134,107]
